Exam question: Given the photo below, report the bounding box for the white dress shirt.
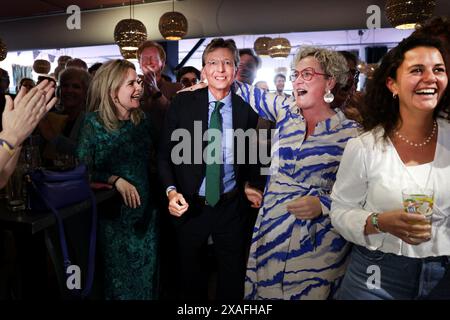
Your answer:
[330,118,450,258]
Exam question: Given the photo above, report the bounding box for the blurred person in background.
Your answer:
[17,78,36,94]
[176,66,201,89]
[274,73,291,99]
[255,80,269,92]
[38,67,91,161]
[331,51,363,123]
[237,48,260,85]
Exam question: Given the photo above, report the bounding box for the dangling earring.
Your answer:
[392,93,398,99]
[323,89,334,103]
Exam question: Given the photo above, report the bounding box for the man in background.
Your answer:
[236,48,260,85]
[138,41,182,138]
[274,73,290,98]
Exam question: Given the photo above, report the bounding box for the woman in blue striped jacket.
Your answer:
[236,46,359,299]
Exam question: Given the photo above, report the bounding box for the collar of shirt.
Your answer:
[208,90,232,113]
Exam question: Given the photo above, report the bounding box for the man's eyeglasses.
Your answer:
[289,67,330,82]
[206,59,235,68]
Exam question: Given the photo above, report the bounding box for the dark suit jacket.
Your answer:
[158,87,259,200]
[140,78,182,144]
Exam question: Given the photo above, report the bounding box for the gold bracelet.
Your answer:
[0,139,15,156]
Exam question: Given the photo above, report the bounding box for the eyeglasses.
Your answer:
[206,59,235,68]
[180,78,198,88]
[289,67,330,82]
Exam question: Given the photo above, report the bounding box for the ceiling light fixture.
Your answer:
[33,59,51,75]
[254,36,272,57]
[114,0,147,52]
[120,48,138,62]
[385,0,436,29]
[159,0,188,41]
[268,37,291,59]
[0,38,7,61]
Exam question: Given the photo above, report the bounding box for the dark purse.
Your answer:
[27,164,97,299]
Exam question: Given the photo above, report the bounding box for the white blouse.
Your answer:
[330,118,450,258]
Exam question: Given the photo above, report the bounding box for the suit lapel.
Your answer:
[193,88,209,187]
[232,93,248,131]
[231,93,249,173]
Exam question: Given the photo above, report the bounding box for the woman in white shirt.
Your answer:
[330,35,450,299]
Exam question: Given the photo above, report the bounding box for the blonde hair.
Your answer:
[86,59,143,132]
[291,46,349,86]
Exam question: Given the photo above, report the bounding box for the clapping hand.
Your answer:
[141,65,159,93]
[2,79,57,146]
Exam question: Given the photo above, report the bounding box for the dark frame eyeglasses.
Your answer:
[289,67,330,82]
[180,78,199,87]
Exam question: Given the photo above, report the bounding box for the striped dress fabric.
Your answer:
[235,82,360,300]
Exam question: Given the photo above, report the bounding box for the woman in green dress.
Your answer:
[76,59,157,300]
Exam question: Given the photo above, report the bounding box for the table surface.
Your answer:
[0,188,116,234]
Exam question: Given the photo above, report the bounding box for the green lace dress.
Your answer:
[76,112,158,300]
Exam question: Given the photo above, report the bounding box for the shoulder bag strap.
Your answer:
[31,180,97,299]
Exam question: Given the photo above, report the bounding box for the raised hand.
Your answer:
[2,79,57,146]
[141,65,160,93]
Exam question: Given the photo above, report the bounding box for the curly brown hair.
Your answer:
[361,35,449,141]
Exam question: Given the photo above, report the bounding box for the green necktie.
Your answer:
[205,101,224,207]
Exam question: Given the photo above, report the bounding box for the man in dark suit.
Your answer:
[158,38,262,300]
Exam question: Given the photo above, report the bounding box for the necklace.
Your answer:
[394,120,437,147]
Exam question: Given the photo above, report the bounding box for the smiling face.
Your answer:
[114,68,143,113]
[275,75,286,93]
[203,47,237,98]
[139,46,164,76]
[292,56,334,110]
[387,46,448,116]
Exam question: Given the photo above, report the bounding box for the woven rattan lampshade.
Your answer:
[0,38,7,61]
[120,48,137,61]
[268,37,291,59]
[114,18,147,51]
[385,0,436,29]
[159,11,188,40]
[254,37,272,57]
[33,59,51,74]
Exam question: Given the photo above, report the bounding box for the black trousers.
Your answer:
[172,192,246,301]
